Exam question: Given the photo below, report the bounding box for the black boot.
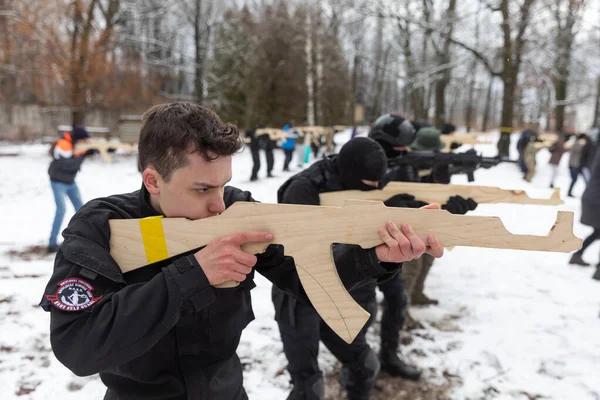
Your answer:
[569,253,590,266]
[287,373,324,400]
[593,266,600,281]
[379,340,421,381]
[411,292,439,306]
[340,348,380,400]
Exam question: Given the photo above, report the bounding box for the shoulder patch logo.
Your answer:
[45,278,103,311]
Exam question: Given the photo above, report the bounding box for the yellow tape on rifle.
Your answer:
[139,216,169,264]
[499,126,513,133]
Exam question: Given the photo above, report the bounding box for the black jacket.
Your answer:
[40,184,394,399]
[582,147,600,228]
[48,134,86,184]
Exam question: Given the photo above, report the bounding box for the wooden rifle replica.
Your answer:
[247,125,347,152]
[255,128,296,142]
[441,132,494,151]
[75,140,137,163]
[109,200,581,344]
[319,182,564,206]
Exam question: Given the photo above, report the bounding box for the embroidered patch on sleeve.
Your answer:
[45,278,103,312]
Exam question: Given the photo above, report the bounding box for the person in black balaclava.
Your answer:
[368,114,477,382]
[336,136,388,190]
[271,137,444,400]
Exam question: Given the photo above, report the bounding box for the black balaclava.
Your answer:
[71,125,90,144]
[336,137,387,191]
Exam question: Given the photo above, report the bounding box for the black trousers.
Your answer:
[272,283,378,391]
[283,149,294,170]
[250,141,261,179]
[568,166,588,195]
[576,228,600,259]
[377,274,409,344]
[265,140,275,174]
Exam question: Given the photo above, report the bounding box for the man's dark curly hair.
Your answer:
[138,102,243,181]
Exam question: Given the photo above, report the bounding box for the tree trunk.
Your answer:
[305,10,315,125]
[421,0,430,119]
[70,0,83,126]
[393,58,399,113]
[554,78,567,132]
[194,0,204,103]
[465,63,476,132]
[482,76,494,131]
[495,0,534,156]
[373,45,391,118]
[553,0,580,133]
[433,0,457,128]
[403,83,409,116]
[498,69,516,157]
[593,75,600,127]
[371,13,384,120]
[434,78,449,128]
[315,4,324,125]
[350,54,359,124]
[448,85,459,122]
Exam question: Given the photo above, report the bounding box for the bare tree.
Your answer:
[594,75,600,127]
[179,0,216,103]
[465,61,477,132]
[482,76,496,132]
[397,0,537,156]
[431,0,457,128]
[552,0,584,132]
[395,0,428,120]
[305,5,315,125]
[69,0,121,125]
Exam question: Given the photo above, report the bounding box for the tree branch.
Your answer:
[382,11,500,76]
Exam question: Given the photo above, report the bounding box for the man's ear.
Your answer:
[142,167,162,195]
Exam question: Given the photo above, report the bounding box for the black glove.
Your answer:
[255,244,287,266]
[384,193,429,209]
[450,142,461,150]
[442,195,478,215]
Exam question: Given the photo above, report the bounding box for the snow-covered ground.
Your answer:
[0,131,599,400]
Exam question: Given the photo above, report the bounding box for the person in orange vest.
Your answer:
[47,125,90,253]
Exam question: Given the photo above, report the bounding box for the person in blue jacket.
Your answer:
[282,123,299,171]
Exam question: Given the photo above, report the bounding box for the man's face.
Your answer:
[144,152,231,220]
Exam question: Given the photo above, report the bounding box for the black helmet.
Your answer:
[368,114,416,147]
[411,120,432,133]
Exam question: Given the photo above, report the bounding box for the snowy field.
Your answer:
[0,130,599,400]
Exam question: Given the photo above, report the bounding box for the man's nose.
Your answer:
[208,193,226,215]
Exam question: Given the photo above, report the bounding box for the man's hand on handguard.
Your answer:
[195,232,274,286]
[375,203,444,262]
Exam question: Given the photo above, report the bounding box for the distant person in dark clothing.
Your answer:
[247,125,271,181]
[567,133,589,197]
[517,130,538,174]
[569,138,600,280]
[580,133,596,181]
[549,132,569,188]
[47,125,90,253]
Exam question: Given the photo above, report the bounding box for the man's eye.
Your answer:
[196,188,208,193]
